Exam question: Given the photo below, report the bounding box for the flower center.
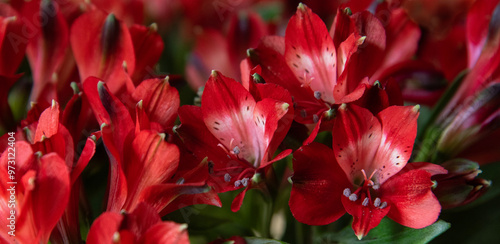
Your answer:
[343,169,387,209]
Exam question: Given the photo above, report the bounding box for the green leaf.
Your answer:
[244,237,289,244]
[315,218,450,244]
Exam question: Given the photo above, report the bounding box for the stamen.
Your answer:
[224,173,231,182]
[313,114,319,123]
[241,178,249,187]
[233,146,240,155]
[234,180,241,188]
[362,197,369,207]
[372,184,380,190]
[374,198,381,207]
[314,91,321,99]
[176,178,185,185]
[380,202,387,209]
[361,169,368,180]
[343,188,351,197]
[349,193,358,201]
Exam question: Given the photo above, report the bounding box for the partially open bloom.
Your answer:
[290,104,446,239]
[247,4,413,124]
[176,70,292,211]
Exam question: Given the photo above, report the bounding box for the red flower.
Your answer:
[290,104,446,239]
[247,4,408,124]
[83,76,220,214]
[176,71,292,211]
[86,202,189,244]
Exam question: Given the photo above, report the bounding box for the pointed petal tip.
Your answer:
[51,99,57,109]
[158,133,166,140]
[297,2,307,11]
[97,81,105,90]
[136,100,143,109]
[246,48,255,57]
[343,7,353,16]
[35,151,43,159]
[282,102,290,111]
[179,223,188,231]
[210,70,219,77]
[339,103,347,110]
[356,233,365,240]
[149,22,158,32]
[357,36,367,46]
[413,104,421,113]
[112,231,120,242]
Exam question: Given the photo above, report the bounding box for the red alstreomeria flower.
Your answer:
[290,104,447,239]
[176,70,292,211]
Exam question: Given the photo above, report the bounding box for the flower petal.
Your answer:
[34,100,60,143]
[341,194,391,240]
[381,169,441,229]
[86,212,123,244]
[373,105,419,184]
[124,130,179,211]
[290,142,350,225]
[132,77,180,130]
[285,4,337,104]
[332,104,383,185]
[32,153,70,243]
[142,222,189,244]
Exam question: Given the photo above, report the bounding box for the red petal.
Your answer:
[101,124,129,212]
[123,131,179,211]
[129,24,164,84]
[332,104,383,185]
[254,83,294,156]
[0,5,27,76]
[32,153,70,243]
[376,8,420,78]
[125,202,162,236]
[285,4,337,104]
[71,9,135,95]
[86,212,123,244]
[132,77,180,130]
[341,194,391,239]
[373,105,419,184]
[83,77,135,159]
[381,169,441,229]
[290,143,350,225]
[70,132,100,186]
[177,105,229,169]
[185,30,233,90]
[26,0,69,104]
[226,11,269,66]
[345,11,386,85]
[466,0,500,67]
[248,36,327,124]
[202,71,277,167]
[34,100,60,143]
[142,222,189,244]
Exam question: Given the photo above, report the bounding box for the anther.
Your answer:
[234,180,241,187]
[380,202,388,209]
[372,184,380,190]
[349,193,358,201]
[362,197,369,207]
[176,178,185,185]
[343,188,351,197]
[224,173,231,182]
[233,146,240,155]
[374,198,381,207]
[241,178,249,187]
[314,91,321,99]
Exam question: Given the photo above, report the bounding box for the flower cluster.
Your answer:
[0,0,498,243]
